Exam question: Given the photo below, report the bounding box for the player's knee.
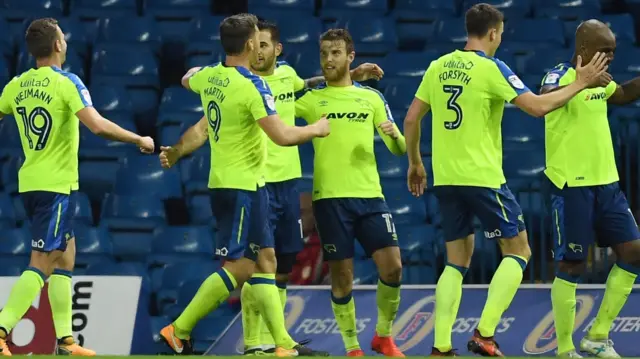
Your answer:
[557,260,586,277]
[499,231,531,260]
[329,261,353,296]
[224,258,256,285]
[372,247,402,284]
[29,250,62,277]
[613,240,640,268]
[445,235,474,267]
[256,248,277,273]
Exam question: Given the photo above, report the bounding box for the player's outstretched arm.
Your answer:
[512,53,608,117]
[159,116,208,169]
[258,114,330,146]
[608,75,640,105]
[404,97,429,197]
[77,107,154,153]
[181,67,202,91]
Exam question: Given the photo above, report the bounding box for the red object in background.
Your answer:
[6,283,56,355]
[290,232,328,285]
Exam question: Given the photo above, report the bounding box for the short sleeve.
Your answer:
[0,83,12,114]
[541,65,569,90]
[294,75,306,92]
[414,61,435,104]
[488,59,531,102]
[188,67,208,94]
[60,73,92,114]
[295,89,314,123]
[605,80,618,99]
[369,88,395,126]
[246,75,277,121]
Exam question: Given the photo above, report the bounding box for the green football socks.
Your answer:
[376,279,400,337]
[552,274,579,355]
[249,273,296,350]
[331,292,361,352]
[49,269,73,339]
[478,255,527,337]
[0,267,46,335]
[174,268,237,339]
[434,264,467,352]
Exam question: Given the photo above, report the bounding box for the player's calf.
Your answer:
[370,247,404,357]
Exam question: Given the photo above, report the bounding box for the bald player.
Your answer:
[541,19,640,358]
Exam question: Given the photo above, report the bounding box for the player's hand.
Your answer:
[587,71,613,89]
[313,116,331,138]
[378,120,399,139]
[575,52,609,89]
[137,136,155,154]
[159,146,180,168]
[407,162,427,197]
[351,63,384,81]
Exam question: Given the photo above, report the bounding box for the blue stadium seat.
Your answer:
[158,125,185,148]
[92,45,160,89]
[152,226,215,259]
[321,0,388,20]
[111,231,153,261]
[78,160,120,202]
[270,17,322,45]
[0,119,23,160]
[192,312,237,352]
[383,79,420,110]
[502,109,544,148]
[80,120,138,160]
[73,192,93,226]
[17,48,85,79]
[503,149,545,180]
[0,18,11,58]
[503,19,565,50]
[382,180,427,224]
[396,23,438,50]
[601,15,636,45]
[403,264,437,284]
[353,259,377,284]
[434,17,467,46]
[188,195,213,225]
[184,154,209,195]
[382,51,439,79]
[145,0,210,18]
[610,48,640,74]
[0,155,22,194]
[11,195,25,223]
[186,45,225,68]
[114,156,183,200]
[0,258,28,276]
[299,142,314,179]
[248,0,315,14]
[97,16,161,54]
[463,0,532,18]
[73,0,138,18]
[101,194,166,230]
[149,316,173,354]
[187,16,225,54]
[523,49,572,77]
[74,225,114,268]
[0,227,29,256]
[0,193,16,229]
[375,141,407,179]
[157,87,204,127]
[3,0,64,21]
[281,44,322,78]
[57,17,93,57]
[396,224,436,263]
[89,85,134,116]
[535,6,599,21]
[392,0,457,21]
[85,261,151,290]
[342,18,397,56]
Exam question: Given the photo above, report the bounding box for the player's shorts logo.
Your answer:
[215,247,228,257]
[323,244,337,253]
[523,295,595,354]
[568,243,583,253]
[31,239,45,249]
[484,229,502,239]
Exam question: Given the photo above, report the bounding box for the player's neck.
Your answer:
[252,64,275,77]
[35,57,62,69]
[464,39,492,57]
[224,55,250,70]
[327,75,352,87]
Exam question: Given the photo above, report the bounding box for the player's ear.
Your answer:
[348,51,355,64]
[489,28,497,42]
[275,42,283,57]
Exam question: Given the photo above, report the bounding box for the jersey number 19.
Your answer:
[443,85,463,130]
[16,106,53,151]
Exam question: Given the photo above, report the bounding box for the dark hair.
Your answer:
[320,28,354,53]
[219,13,259,55]
[257,19,280,43]
[26,18,60,59]
[465,3,504,38]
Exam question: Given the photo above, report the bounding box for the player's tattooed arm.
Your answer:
[608,76,640,105]
[303,63,385,88]
[159,117,208,169]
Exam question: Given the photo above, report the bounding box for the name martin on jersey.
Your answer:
[438,59,473,85]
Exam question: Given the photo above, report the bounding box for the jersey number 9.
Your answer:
[206,100,222,143]
[443,85,463,130]
[16,106,52,151]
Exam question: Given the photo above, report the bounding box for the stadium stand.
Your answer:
[1,0,639,353]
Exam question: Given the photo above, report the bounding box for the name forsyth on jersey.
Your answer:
[439,59,473,85]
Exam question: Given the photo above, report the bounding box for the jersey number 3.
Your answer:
[206,100,222,142]
[443,85,463,130]
[16,106,52,151]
